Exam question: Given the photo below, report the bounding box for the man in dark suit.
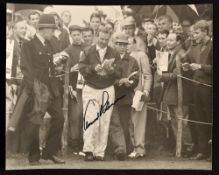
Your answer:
[19,14,65,165]
[182,20,213,160]
[63,25,85,154]
[108,32,139,160]
[158,32,194,157]
[79,26,122,161]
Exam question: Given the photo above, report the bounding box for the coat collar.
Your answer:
[33,35,49,52]
[91,45,112,63]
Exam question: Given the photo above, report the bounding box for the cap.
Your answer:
[38,14,56,29]
[122,16,135,27]
[114,32,129,44]
[143,17,154,23]
[69,25,82,32]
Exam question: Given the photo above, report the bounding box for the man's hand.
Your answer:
[53,52,69,66]
[190,63,201,71]
[70,64,79,72]
[182,62,191,71]
[69,86,77,100]
[95,64,103,73]
[119,78,132,87]
[143,90,149,97]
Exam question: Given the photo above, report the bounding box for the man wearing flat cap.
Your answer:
[108,32,139,160]
[121,16,146,53]
[60,25,85,155]
[12,14,65,165]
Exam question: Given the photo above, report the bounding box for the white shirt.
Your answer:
[63,25,73,44]
[120,53,125,59]
[54,29,61,39]
[36,33,45,46]
[96,45,107,63]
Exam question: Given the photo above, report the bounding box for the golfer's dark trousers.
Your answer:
[26,95,64,163]
[193,84,212,155]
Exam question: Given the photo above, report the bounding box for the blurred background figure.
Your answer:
[157,15,173,32]
[61,10,72,44]
[25,11,40,40]
[121,16,146,53]
[6,18,28,156]
[82,27,94,47]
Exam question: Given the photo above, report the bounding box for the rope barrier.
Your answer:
[178,117,212,126]
[146,104,212,126]
[177,75,212,88]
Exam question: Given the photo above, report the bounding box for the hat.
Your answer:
[38,14,56,29]
[143,17,154,23]
[114,32,129,44]
[69,25,82,32]
[122,16,135,27]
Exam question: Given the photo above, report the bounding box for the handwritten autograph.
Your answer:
[83,91,126,131]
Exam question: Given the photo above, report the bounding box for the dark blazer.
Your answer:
[159,47,192,105]
[114,53,139,105]
[20,35,58,97]
[65,43,86,88]
[187,39,213,85]
[79,45,122,89]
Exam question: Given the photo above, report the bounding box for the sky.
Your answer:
[43,5,123,27]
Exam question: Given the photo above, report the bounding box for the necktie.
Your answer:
[19,41,22,49]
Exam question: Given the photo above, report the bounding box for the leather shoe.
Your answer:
[190,153,206,160]
[94,156,104,161]
[42,155,65,164]
[84,152,94,161]
[50,156,65,164]
[116,152,126,161]
[29,161,41,166]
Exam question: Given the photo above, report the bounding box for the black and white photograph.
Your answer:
[5,3,213,170]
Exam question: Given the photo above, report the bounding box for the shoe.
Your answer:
[50,156,65,164]
[190,153,206,160]
[29,161,41,166]
[73,152,78,155]
[94,156,104,161]
[42,155,65,164]
[84,152,94,161]
[78,151,86,157]
[116,152,126,161]
[128,151,136,158]
[129,152,144,159]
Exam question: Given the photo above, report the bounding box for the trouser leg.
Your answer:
[130,103,147,155]
[119,105,132,154]
[43,96,64,157]
[109,105,126,155]
[68,97,80,152]
[93,86,115,157]
[82,85,100,154]
[25,121,41,162]
[193,85,212,155]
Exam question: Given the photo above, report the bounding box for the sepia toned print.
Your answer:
[6,3,212,170]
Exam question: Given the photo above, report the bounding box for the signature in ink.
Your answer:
[83,91,126,131]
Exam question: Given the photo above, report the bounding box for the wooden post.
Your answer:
[176,55,183,158]
[61,59,70,155]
